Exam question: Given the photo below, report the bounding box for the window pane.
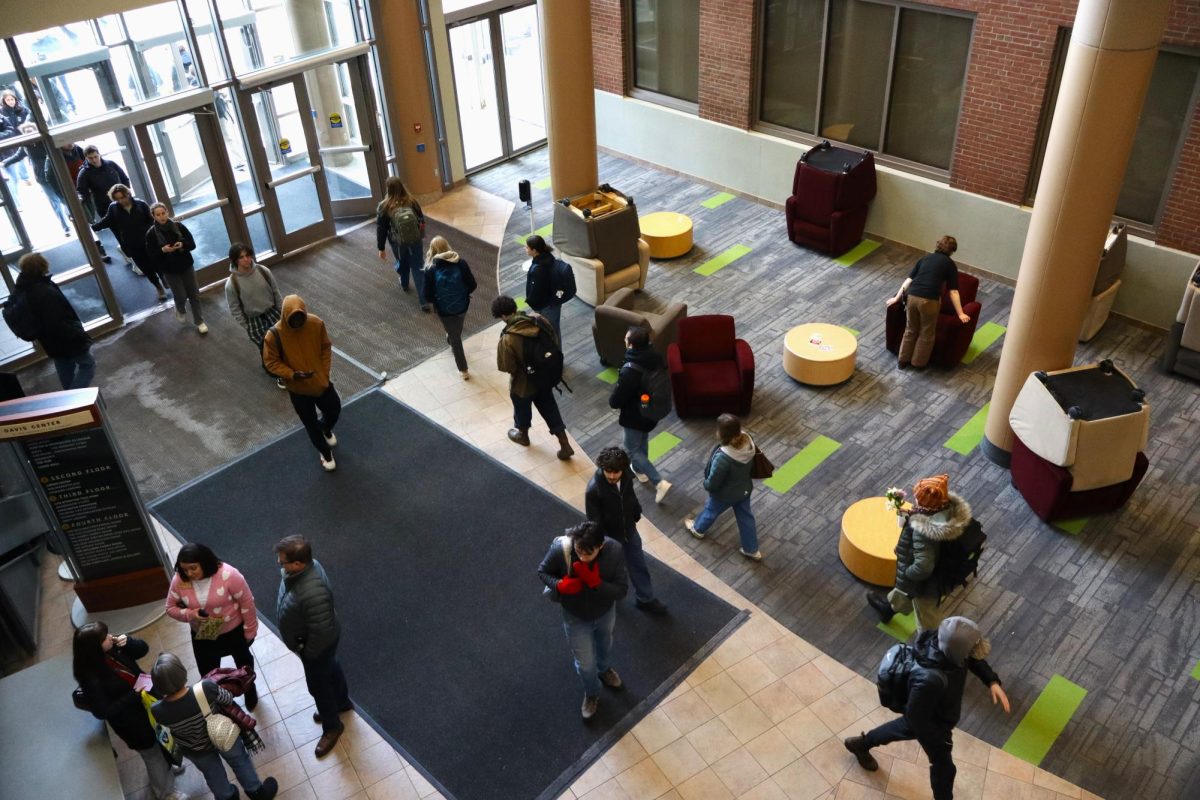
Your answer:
[501,5,546,150]
[179,206,232,267]
[59,272,112,327]
[760,0,825,133]
[1,270,36,363]
[246,210,272,256]
[214,89,259,207]
[219,0,360,76]
[1116,51,1200,223]
[632,0,699,103]
[885,9,971,169]
[185,0,228,82]
[449,20,502,169]
[820,0,894,150]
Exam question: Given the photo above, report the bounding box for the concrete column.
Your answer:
[538,0,598,198]
[981,0,1170,465]
[284,0,351,165]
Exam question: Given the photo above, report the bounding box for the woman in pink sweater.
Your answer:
[166,542,261,709]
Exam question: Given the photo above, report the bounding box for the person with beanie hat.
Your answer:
[866,474,973,631]
[844,616,1009,800]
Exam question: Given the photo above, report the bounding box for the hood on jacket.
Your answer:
[282,294,308,327]
[229,261,261,275]
[14,270,50,288]
[623,344,662,370]
[720,434,756,464]
[432,250,460,265]
[908,492,972,542]
[937,616,990,666]
[504,312,541,339]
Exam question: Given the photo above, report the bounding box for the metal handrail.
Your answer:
[265,165,322,189]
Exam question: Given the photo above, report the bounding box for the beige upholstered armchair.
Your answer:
[591,288,687,366]
[562,238,650,307]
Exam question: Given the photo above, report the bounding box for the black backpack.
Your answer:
[551,258,577,304]
[932,519,986,598]
[2,293,39,342]
[623,361,672,422]
[876,643,946,713]
[521,315,570,394]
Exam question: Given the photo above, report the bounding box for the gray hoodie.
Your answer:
[225,262,282,328]
[704,435,756,504]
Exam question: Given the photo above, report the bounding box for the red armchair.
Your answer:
[785,143,877,257]
[885,272,982,368]
[1010,435,1148,523]
[667,315,755,418]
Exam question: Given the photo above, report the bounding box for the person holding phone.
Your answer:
[146,202,206,334]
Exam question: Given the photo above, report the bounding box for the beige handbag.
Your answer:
[193,683,240,752]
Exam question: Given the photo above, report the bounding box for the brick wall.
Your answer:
[591,0,625,95]
[697,0,755,128]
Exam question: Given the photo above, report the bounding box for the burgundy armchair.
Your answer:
[1010,434,1148,523]
[885,272,982,368]
[785,143,877,257]
[667,315,755,418]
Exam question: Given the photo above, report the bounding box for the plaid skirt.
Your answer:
[246,306,281,348]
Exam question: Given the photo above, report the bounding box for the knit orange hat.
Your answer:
[913,474,950,511]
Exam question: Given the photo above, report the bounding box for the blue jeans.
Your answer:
[622,427,661,484]
[622,528,656,603]
[304,642,351,733]
[563,604,616,697]
[535,302,562,343]
[511,389,565,435]
[694,493,759,553]
[187,738,262,799]
[391,239,426,305]
[53,348,95,390]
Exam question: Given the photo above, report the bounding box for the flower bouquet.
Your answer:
[884,487,909,520]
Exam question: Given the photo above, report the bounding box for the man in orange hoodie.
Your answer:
[263,295,341,472]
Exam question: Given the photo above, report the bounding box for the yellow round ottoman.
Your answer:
[783,323,857,386]
[839,497,905,587]
[639,212,694,259]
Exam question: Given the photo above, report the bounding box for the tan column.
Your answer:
[539,0,598,198]
[284,0,351,165]
[375,0,441,195]
[981,0,1169,465]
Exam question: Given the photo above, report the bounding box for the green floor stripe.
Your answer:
[648,432,683,462]
[763,435,841,494]
[534,177,552,190]
[834,240,882,267]
[961,322,1007,365]
[515,223,553,246]
[1003,675,1087,766]
[694,245,752,276]
[1054,517,1088,535]
[596,367,619,384]
[701,192,735,209]
[1191,660,1200,681]
[841,326,861,337]
[877,611,916,642]
[944,403,989,455]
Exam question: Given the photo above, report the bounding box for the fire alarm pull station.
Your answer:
[413,123,423,133]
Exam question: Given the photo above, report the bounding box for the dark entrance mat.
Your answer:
[150,390,746,800]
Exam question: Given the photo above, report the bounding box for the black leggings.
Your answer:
[192,623,255,677]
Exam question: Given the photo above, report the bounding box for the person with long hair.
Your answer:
[92,183,165,297]
[225,242,284,387]
[146,202,206,334]
[73,622,182,800]
[424,235,477,379]
[165,543,260,709]
[685,414,763,560]
[523,234,564,341]
[375,176,428,311]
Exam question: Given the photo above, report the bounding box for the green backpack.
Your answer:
[389,204,422,245]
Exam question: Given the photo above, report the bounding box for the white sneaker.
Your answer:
[323,431,337,447]
[321,455,336,472]
[685,518,705,539]
[655,480,672,504]
[175,310,187,323]
[740,548,764,562]
[131,264,143,276]
[196,323,209,335]
[634,472,650,484]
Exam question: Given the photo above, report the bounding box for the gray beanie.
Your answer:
[151,652,189,695]
[937,616,991,666]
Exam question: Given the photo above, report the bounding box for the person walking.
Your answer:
[146,202,206,334]
[375,176,428,311]
[608,324,672,504]
[224,242,284,387]
[886,236,970,370]
[165,542,261,711]
[491,294,575,460]
[92,183,163,293]
[17,122,71,235]
[6,252,95,389]
[844,617,1010,800]
[262,295,341,471]
[865,474,972,633]
[151,653,278,800]
[538,521,629,720]
[685,414,763,561]
[77,145,132,266]
[524,234,565,342]
[274,535,351,757]
[73,623,183,800]
[0,92,32,206]
[424,235,477,380]
[585,446,668,614]
[61,141,108,260]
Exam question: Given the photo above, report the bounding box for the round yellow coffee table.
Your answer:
[783,323,857,385]
[839,497,906,587]
[639,212,694,259]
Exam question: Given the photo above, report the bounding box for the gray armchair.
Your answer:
[592,288,688,366]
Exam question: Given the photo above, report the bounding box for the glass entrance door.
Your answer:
[304,58,385,219]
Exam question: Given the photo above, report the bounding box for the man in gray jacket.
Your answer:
[275,535,351,757]
[225,242,283,387]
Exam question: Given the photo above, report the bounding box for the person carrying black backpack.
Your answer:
[845,616,1009,800]
[492,294,574,460]
[4,252,95,389]
[524,234,574,343]
[608,324,672,504]
[425,235,477,380]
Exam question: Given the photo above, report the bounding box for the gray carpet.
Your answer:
[471,147,1200,799]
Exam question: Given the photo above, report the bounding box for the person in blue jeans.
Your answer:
[10,253,95,389]
[538,521,629,720]
[585,446,668,614]
[375,176,428,311]
[686,414,763,561]
[608,324,672,505]
[524,234,564,341]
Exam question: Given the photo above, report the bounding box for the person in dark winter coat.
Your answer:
[16,122,71,233]
[866,474,971,632]
[146,202,206,334]
[0,91,32,192]
[92,183,165,297]
[10,252,94,389]
[686,414,762,561]
[524,234,564,341]
[608,325,672,504]
[424,235,477,379]
[275,535,350,758]
[73,622,181,800]
[584,446,667,614]
[539,521,629,720]
[76,145,130,221]
[845,617,1010,800]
